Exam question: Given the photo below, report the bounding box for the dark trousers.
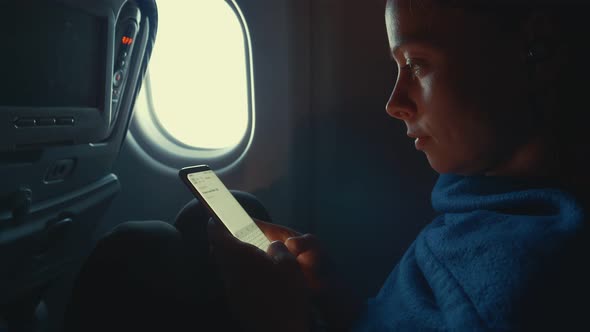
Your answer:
[63,191,272,332]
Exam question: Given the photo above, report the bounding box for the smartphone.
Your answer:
[179,165,271,252]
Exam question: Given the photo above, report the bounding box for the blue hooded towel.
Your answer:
[353,174,586,331]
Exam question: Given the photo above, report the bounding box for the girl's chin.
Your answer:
[425,153,458,175]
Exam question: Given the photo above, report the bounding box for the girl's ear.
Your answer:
[520,12,564,89]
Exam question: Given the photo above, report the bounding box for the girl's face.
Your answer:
[385,0,535,175]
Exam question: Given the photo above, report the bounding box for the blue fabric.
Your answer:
[353,174,586,331]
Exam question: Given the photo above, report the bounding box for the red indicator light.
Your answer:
[122,36,133,45]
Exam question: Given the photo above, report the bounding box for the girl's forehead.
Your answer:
[386,0,438,12]
[386,0,498,55]
[386,0,455,51]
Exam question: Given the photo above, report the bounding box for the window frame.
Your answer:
[128,0,255,173]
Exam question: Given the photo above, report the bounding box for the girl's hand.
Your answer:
[208,220,311,332]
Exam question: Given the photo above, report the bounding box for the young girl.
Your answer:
[206,0,590,330]
[66,0,589,331]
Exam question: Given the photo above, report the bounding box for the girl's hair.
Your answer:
[424,0,590,194]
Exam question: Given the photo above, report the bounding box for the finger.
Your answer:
[267,241,306,287]
[254,219,301,242]
[285,233,320,256]
[267,241,300,273]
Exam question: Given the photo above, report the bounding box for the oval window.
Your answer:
[146,0,250,149]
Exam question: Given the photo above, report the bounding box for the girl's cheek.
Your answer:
[419,72,437,107]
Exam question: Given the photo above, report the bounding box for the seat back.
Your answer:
[0,0,158,330]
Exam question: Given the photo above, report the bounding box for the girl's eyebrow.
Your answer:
[390,39,435,60]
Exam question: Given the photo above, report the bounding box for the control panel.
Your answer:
[13,117,75,128]
[112,4,141,125]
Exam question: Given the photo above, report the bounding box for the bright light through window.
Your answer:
[147,0,250,149]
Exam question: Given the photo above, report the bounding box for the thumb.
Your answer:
[267,241,308,291]
[267,241,299,273]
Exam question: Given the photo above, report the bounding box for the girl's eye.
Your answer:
[402,60,424,78]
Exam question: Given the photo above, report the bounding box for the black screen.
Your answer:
[0,1,107,108]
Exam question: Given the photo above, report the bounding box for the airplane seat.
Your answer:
[0,0,157,330]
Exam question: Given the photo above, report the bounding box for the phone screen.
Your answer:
[185,168,271,251]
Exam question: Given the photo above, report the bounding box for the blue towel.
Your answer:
[353,174,586,331]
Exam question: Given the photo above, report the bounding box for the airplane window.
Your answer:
[139,0,251,150]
